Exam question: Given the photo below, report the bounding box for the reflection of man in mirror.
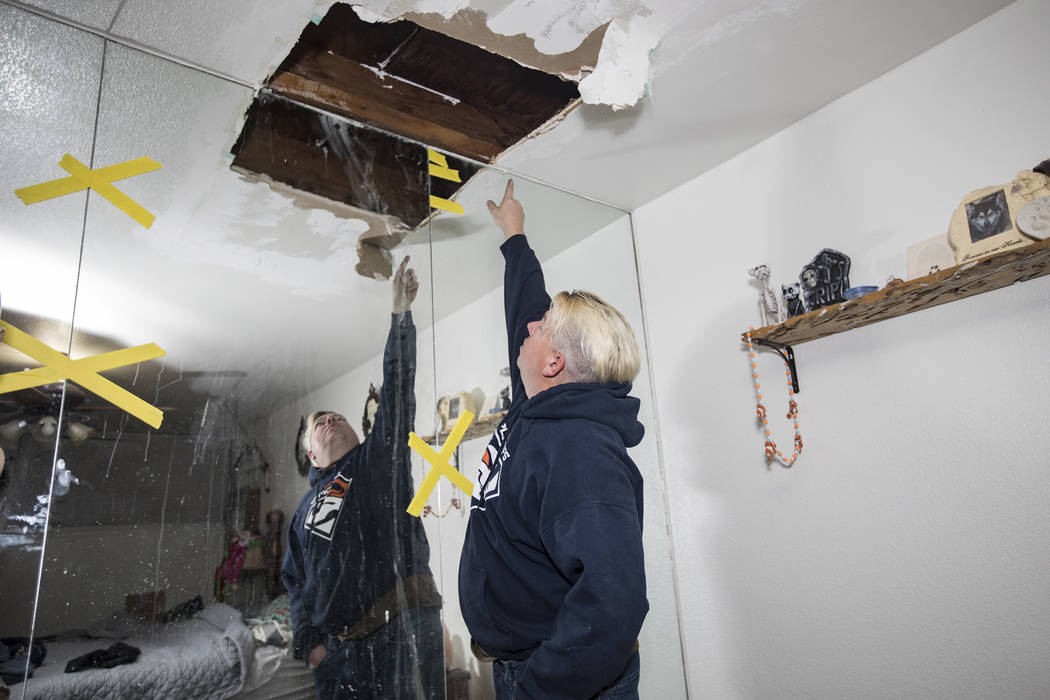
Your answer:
[282,257,444,699]
[460,180,648,699]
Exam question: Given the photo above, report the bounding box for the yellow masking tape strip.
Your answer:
[429,195,464,215]
[427,149,449,168]
[428,162,461,183]
[58,154,157,228]
[406,410,476,516]
[15,157,162,204]
[0,343,166,393]
[0,321,166,429]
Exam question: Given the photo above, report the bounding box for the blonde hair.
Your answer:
[545,290,642,385]
[301,410,333,461]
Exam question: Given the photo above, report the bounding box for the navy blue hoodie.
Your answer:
[459,235,649,699]
[282,311,436,660]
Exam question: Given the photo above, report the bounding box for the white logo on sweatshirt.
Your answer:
[304,474,352,540]
[472,423,509,510]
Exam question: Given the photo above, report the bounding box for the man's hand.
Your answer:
[487,179,525,240]
[307,643,327,669]
[392,255,419,313]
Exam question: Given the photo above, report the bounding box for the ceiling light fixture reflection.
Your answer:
[0,418,27,443]
[32,416,58,443]
[65,421,95,446]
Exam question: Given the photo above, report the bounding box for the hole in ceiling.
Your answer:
[230,3,581,244]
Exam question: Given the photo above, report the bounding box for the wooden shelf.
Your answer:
[744,237,1050,346]
[420,410,507,446]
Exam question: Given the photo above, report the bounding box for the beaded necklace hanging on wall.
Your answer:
[746,328,802,467]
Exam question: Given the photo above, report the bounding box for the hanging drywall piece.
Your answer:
[0,321,167,429]
[406,410,476,517]
[578,18,659,110]
[428,148,465,215]
[15,154,162,228]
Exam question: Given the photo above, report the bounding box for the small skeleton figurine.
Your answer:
[748,265,784,326]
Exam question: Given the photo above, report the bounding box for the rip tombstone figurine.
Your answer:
[799,249,851,312]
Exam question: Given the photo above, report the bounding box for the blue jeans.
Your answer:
[313,606,443,699]
[493,650,640,700]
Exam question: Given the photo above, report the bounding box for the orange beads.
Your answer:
[746,329,802,469]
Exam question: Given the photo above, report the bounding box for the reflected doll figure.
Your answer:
[282,257,443,699]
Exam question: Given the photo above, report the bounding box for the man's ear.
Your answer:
[542,352,566,378]
[307,449,318,467]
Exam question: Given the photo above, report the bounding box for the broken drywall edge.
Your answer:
[578,17,659,110]
[351,3,394,23]
[528,98,584,139]
[229,166,409,280]
[347,2,657,110]
[399,8,606,80]
[259,1,343,86]
[351,0,468,23]
[486,0,649,56]
[356,239,394,280]
[230,166,404,231]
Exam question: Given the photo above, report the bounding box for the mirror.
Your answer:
[0,4,104,691]
[426,172,687,699]
[0,4,685,698]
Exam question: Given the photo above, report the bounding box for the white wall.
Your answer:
[632,1,1050,698]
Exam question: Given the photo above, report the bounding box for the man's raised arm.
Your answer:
[487,180,551,404]
[371,256,418,454]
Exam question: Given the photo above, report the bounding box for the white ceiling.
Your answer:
[0,0,1015,427]
[13,0,1015,210]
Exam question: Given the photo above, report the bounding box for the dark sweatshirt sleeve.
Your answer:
[368,311,416,461]
[282,515,324,661]
[517,441,649,699]
[501,235,551,404]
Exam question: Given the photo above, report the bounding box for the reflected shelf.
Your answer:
[421,409,508,446]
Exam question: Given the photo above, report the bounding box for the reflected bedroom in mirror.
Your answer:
[0,3,684,700]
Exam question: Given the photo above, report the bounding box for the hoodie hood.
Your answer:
[307,447,354,487]
[521,382,644,448]
[308,463,332,488]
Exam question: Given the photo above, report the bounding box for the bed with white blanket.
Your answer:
[17,603,313,700]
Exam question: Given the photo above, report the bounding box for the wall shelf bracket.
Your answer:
[752,338,800,394]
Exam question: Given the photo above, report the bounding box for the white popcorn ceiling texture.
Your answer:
[16,0,1013,209]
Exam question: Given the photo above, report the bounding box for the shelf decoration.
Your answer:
[747,328,802,468]
[799,249,851,312]
[743,236,1050,347]
[948,166,1050,265]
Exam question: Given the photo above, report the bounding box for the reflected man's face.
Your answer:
[309,412,360,469]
